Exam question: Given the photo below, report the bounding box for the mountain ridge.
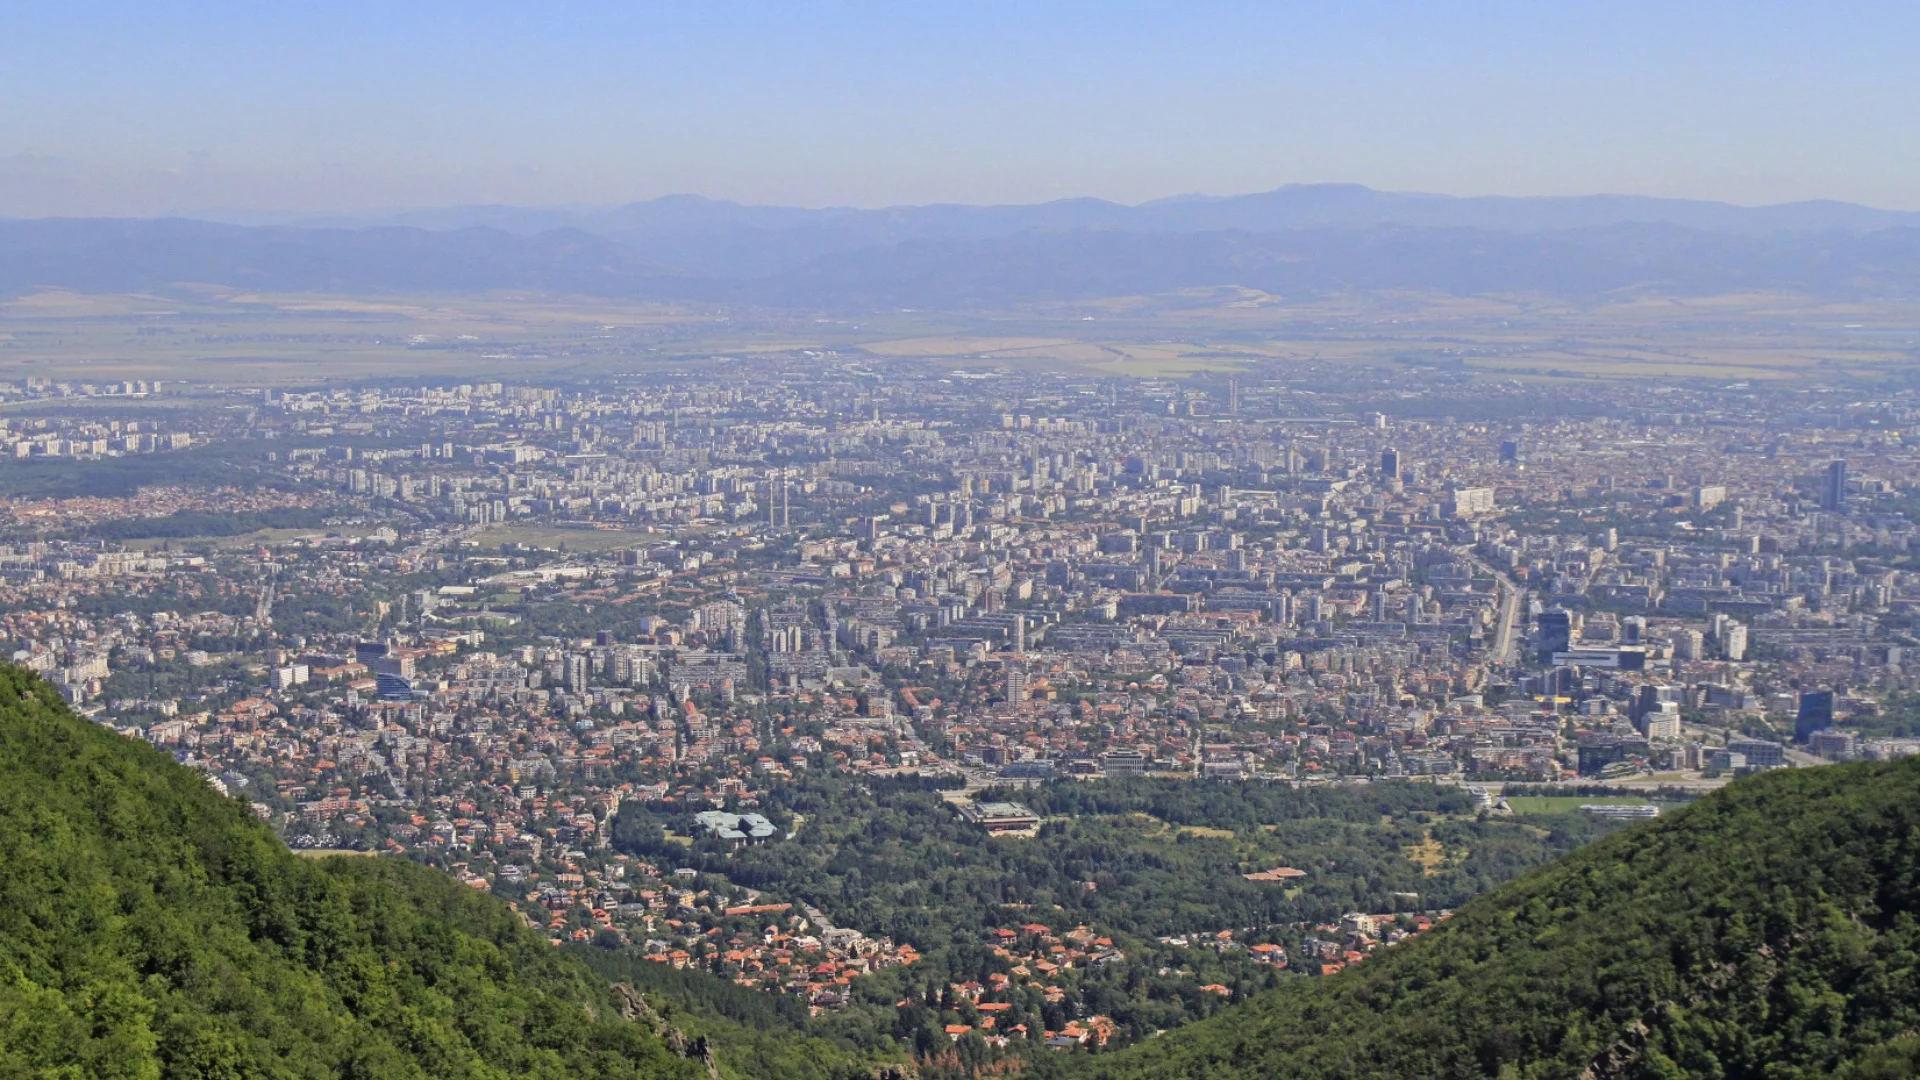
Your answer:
[156,184,1920,238]
[10,183,1920,307]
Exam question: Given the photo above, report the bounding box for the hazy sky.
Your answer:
[4,1,1919,217]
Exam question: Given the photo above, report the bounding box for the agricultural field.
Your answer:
[4,284,1917,386]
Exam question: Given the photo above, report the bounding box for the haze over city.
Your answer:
[5,5,1920,1080]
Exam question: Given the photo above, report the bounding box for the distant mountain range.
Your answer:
[7,184,1920,307]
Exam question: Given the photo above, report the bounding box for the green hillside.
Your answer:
[1074,756,1920,1080]
[0,665,703,1079]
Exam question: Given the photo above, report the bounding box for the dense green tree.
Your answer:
[0,665,700,1079]
[617,774,1599,949]
[1070,756,1920,1080]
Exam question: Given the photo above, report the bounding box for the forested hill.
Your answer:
[1072,757,1920,1080]
[0,665,703,1079]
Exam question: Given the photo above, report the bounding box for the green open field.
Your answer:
[1507,795,1662,816]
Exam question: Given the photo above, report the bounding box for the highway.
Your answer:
[1465,551,1524,667]
[1490,578,1522,665]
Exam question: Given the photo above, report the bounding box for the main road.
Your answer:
[1465,552,1525,667]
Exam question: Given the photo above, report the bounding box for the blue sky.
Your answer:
[3,1,1917,215]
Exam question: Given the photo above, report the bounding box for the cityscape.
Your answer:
[8,4,1920,1077]
[5,349,1919,1064]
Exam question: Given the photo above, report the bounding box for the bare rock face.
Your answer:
[612,982,660,1029]
[613,983,718,1080]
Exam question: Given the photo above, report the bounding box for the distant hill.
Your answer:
[1070,757,1920,1080]
[8,216,1920,308]
[0,217,685,299]
[9,184,1920,307]
[717,224,1920,308]
[201,184,1920,280]
[246,183,1920,242]
[0,665,705,1078]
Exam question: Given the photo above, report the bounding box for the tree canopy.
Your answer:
[1071,755,1920,1080]
[0,664,700,1079]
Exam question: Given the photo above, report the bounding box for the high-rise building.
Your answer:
[1821,459,1848,511]
[1672,629,1705,662]
[1004,666,1029,708]
[1634,684,1682,725]
[1722,623,1748,662]
[1535,610,1573,663]
[1795,690,1835,743]
[1379,448,1401,479]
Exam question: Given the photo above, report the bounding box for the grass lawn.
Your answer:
[1506,795,1659,816]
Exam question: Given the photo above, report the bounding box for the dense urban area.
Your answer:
[5,355,1919,1068]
